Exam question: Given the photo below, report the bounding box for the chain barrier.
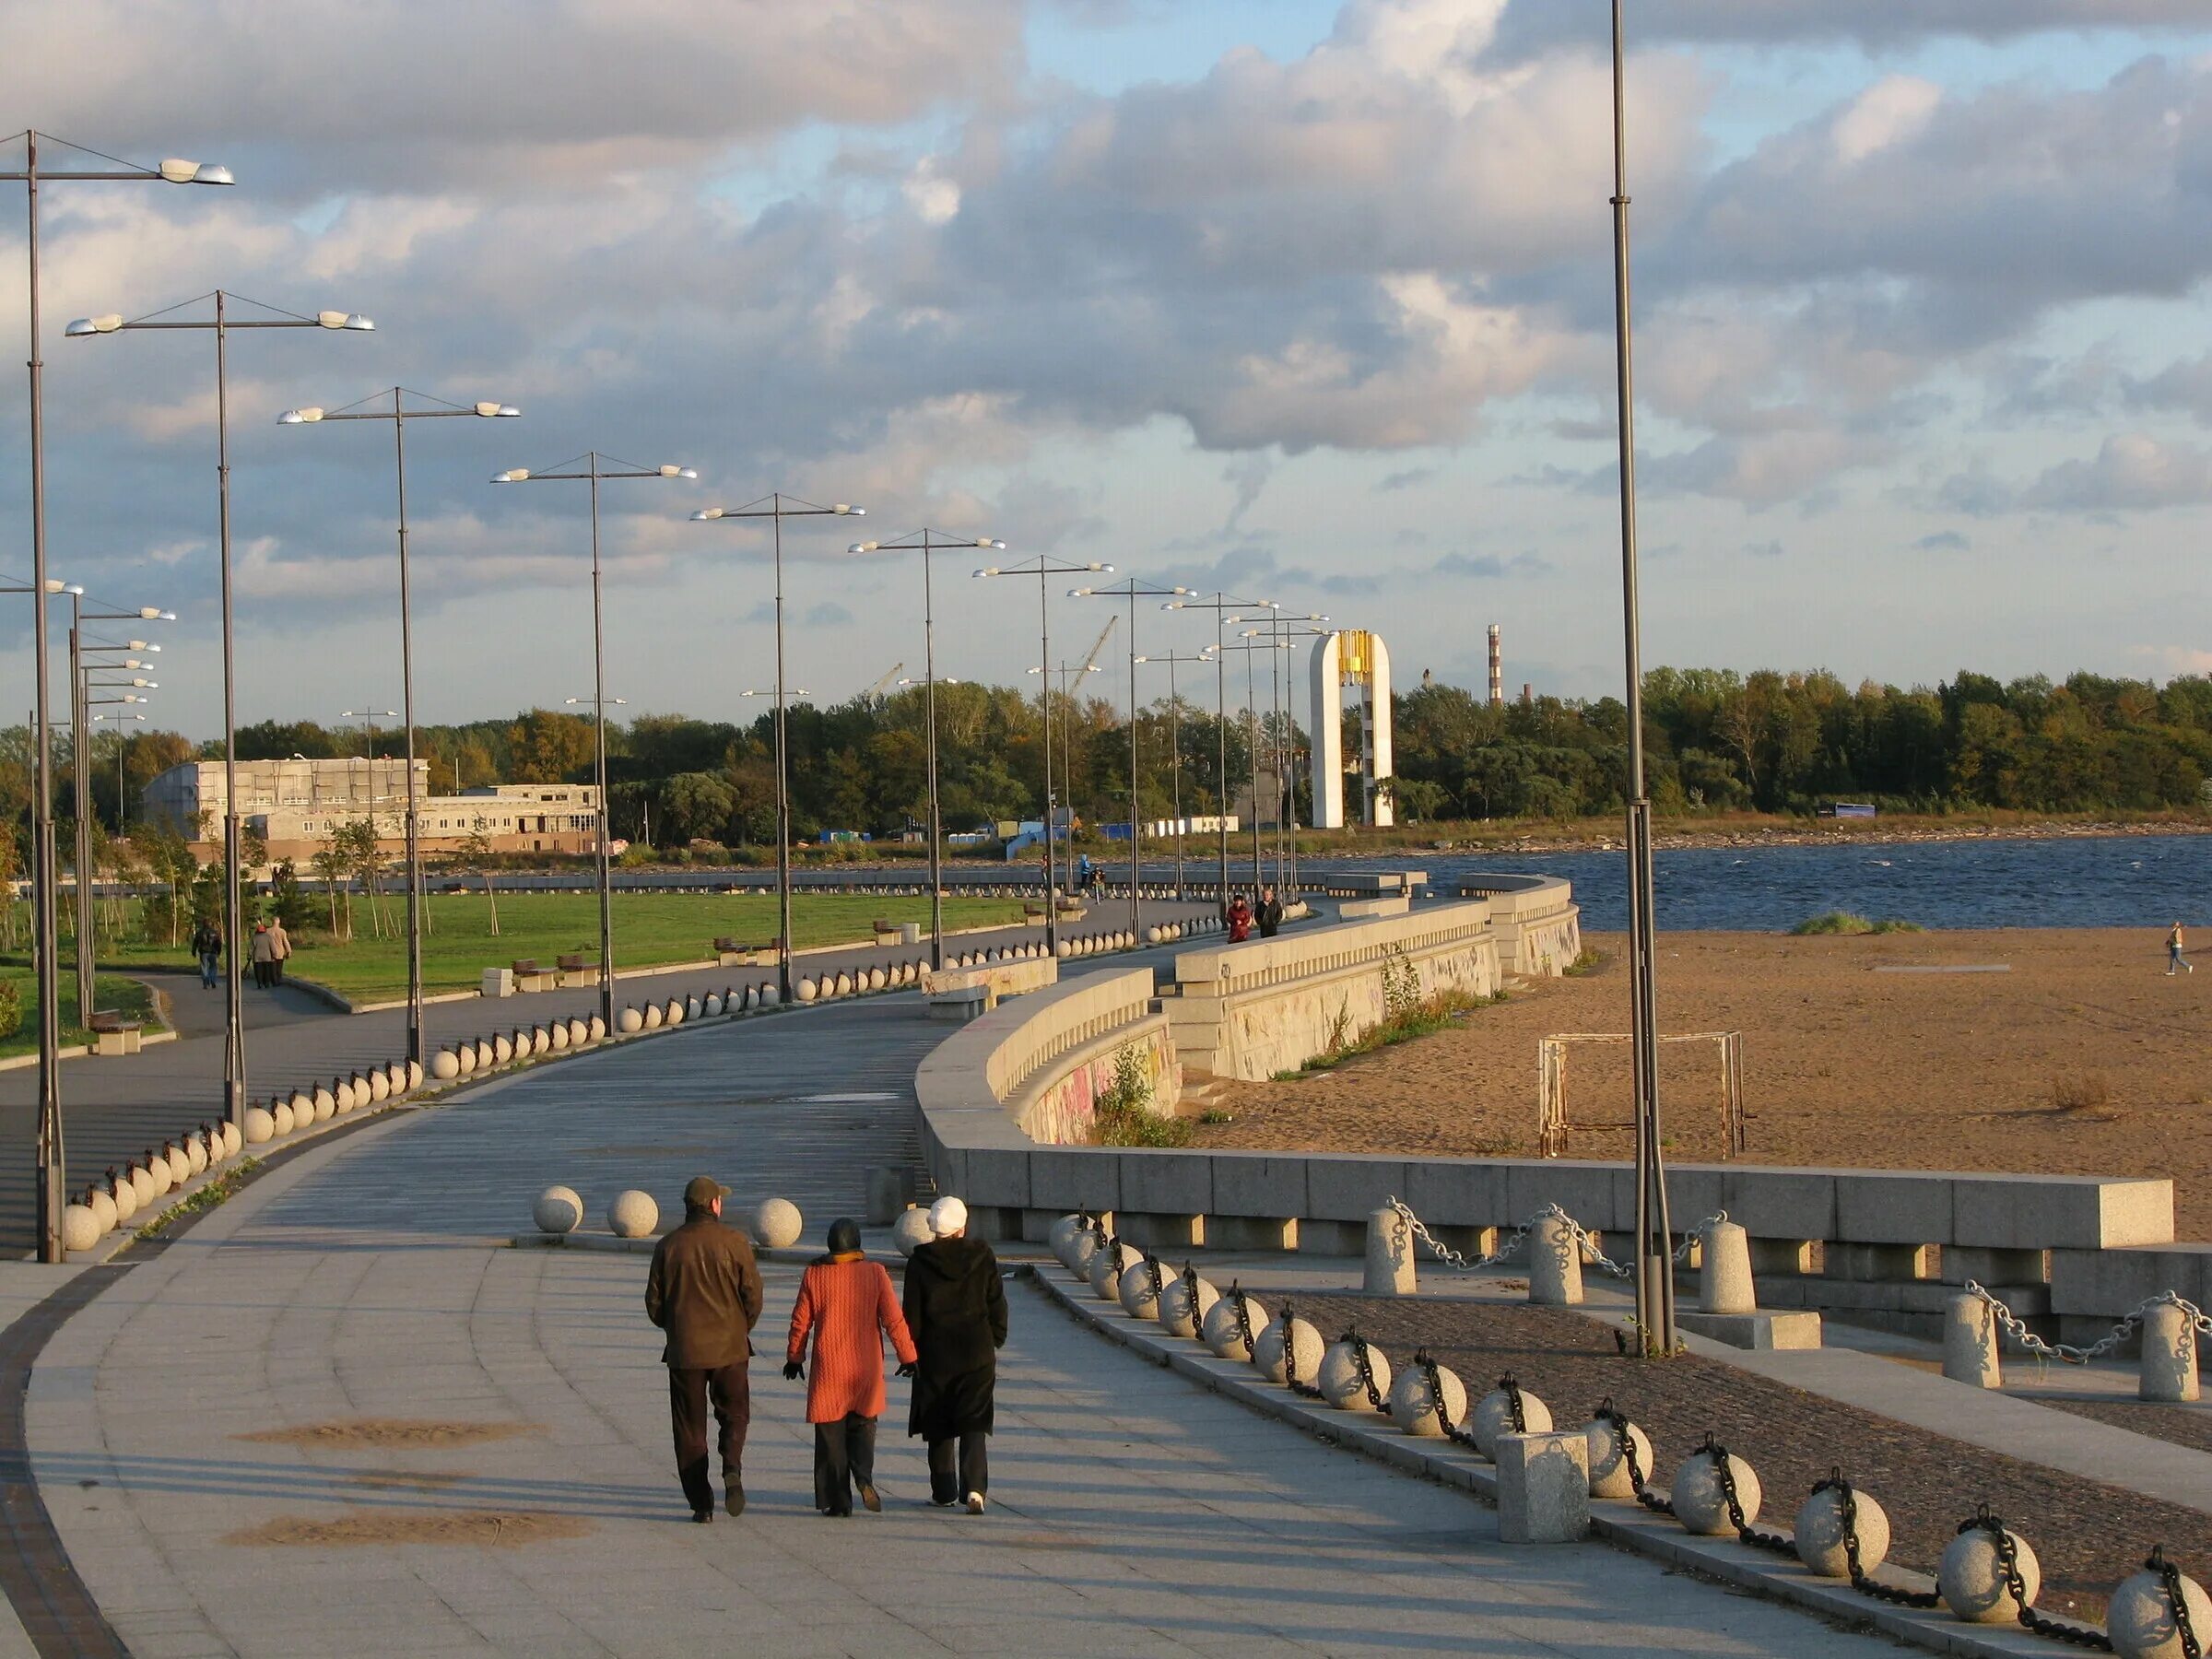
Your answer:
[1417,1348,1484,1452]
[1700,1434,1796,1557]
[1963,1283,2212,1366]
[2148,1545,2204,1659]
[1959,1508,2113,1650]
[1592,1398,1672,1516]
[1275,1300,1325,1400]
[1387,1197,1725,1283]
[1180,1262,1203,1319]
[1142,1253,1165,1302]
[1500,1373,1527,1434]
[1807,1467,1943,1608]
[1342,1329,1387,1413]
[1228,1282,1256,1358]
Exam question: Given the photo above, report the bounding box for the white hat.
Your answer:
[927,1195,968,1236]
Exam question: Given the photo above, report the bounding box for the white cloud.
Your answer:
[1830,76,1943,164]
[2022,432,2212,511]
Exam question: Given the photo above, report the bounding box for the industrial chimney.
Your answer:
[1487,624,1503,708]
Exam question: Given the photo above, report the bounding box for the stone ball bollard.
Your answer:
[1158,1271,1219,1338]
[739,987,758,1010]
[1118,1258,1166,1321]
[1700,1219,1757,1315]
[331,1078,355,1113]
[431,1048,461,1079]
[314,1085,337,1121]
[796,978,818,1003]
[110,1175,138,1224]
[642,1005,665,1030]
[534,1185,583,1234]
[184,1135,208,1176]
[686,996,702,1021]
[701,994,722,1018]
[130,1161,160,1205]
[367,1067,391,1101]
[892,1205,935,1256]
[1089,1239,1139,1301]
[163,1145,190,1185]
[1253,1313,1324,1386]
[494,1033,515,1064]
[617,1006,644,1033]
[835,971,854,997]
[588,1014,608,1041]
[511,1029,534,1059]
[1670,1445,1761,1535]
[759,985,780,1008]
[88,1185,119,1234]
[1055,940,1072,959]
[221,1122,243,1158]
[570,1018,591,1046]
[406,1058,425,1091]
[868,967,887,991]
[549,1019,572,1049]
[1147,926,1162,945]
[1939,1524,2040,1623]
[752,1198,803,1250]
[1319,1338,1394,1412]
[1583,1415,1654,1500]
[665,998,683,1025]
[1528,1213,1584,1306]
[607,1189,660,1239]
[61,1205,101,1255]
[2140,1301,2201,1404]
[1048,1214,1086,1268]
[1472,1384,1553,1458]
[1389,1359,1468,1438]
[1364,1205,1417,1296]
[1795,1484,1889,1578]
[272,1101,296,1136]
[455,1041,477,1076]
[1943,1292,2005,1388]
[1068,1225,1104,1280]
[866,1169,904,1229]
[2107,1555,2212,1659]
[476,1039,496,1070]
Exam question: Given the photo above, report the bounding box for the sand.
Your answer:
[1192,928,2212,1238]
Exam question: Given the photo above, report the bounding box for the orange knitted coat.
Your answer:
[785,1254,917,1423]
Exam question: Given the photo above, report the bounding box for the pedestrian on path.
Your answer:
[267,917,291,985]
[250,923,275,990]
[783,1217,917,1517]
[903,1195,1006,1514]
[2170,921,2194,975]
[645,1174,763,1524]
[191,919,221,990]
[1227,892,1253,943]
[1257,885,1283,939]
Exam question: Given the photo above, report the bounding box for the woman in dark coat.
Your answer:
[902,1195,1007,1513]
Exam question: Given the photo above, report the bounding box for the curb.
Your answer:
[1035,1270,2095,1659]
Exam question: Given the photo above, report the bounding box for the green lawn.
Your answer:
[84,891,1032,1004]
[0,969,166,1062]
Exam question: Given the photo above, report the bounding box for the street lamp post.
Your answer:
[1217,629,1292,897]
[494,455,696,1031]
[1265,618,1333,903]
[1069,580,1188,940]
[92,712,147,828]
[691,497,864,1002]
[71,598,166,1017]
[975,558,1112,955]
[283,391,520,1065]
[1607,0,1675,1355]
[851,531,1004,971]
[1160,594,1270,906]
[69,290,371,1139]
[4,132,231,1261]
[1132,648,1211,900]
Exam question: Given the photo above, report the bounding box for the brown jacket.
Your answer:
[645,1211,763,1368]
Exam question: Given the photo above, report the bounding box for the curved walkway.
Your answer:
[19,992,1901,1658]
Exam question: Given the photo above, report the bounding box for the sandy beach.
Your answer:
[1192,927,2212,1238]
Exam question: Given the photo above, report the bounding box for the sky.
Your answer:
[2,0,2209,741]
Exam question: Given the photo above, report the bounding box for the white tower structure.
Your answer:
[1309,629,1394,829]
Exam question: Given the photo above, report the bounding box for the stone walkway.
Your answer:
[21,997,1902,1658]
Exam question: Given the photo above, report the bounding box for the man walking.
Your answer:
[904,1196,1006,1514]
[2170,921,2193,976]
[267,916,292,985]
[191,918,222,990]
[645,1174,763,1523]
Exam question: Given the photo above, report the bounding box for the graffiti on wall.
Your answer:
[1018,1027,1182,1146]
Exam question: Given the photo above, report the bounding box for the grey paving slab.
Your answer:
[22,1005,1898,1658]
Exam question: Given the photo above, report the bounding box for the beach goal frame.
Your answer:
[1537,1030,1747,1159]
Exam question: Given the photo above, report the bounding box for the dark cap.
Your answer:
[683,1174,729,1208]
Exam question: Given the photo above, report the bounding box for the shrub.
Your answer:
[0,981,19,1041]
[1791,912,1924,936]
[2052,1072,2111,1112]
[1090,1043,1193,1147]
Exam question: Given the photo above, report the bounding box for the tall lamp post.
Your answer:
[69,289,372,1137]
[975,558,1111,955]
[93,712,148,827]
[691,496,865,1004]
[282,390,520,1065]
[1132,647,1212,900]
[1027,660,1100,882]
[1069,580,1188,940]
[1159,594,1270,905]
[1215,629,1291,895]
[1265,618,1332,901]
[1607,0,1676,1356]
[493,454,697,1031]
[71,595,168,1017]
[5,131,230,1261]
[850,531,1005,971]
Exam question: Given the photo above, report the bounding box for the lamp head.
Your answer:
[278,407,324,425]
[159,159,233,185]
[690,506,724,520]
[316,311,375,330]
[972,567,998,578]
[138,607,171,620]
[833,504,862,515]
[492,469,530,484]
[474,402,520,418]
[65,314,123,337]
[848,541,877,554]
[657,465,694,478]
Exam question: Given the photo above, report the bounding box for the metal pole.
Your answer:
[116,724,126,826]
[1037,570,1056,954]
[1125,589,1140,938]
[588,461,615,1030]
[923,537,943,970]
[1611,0,1674,1356]
[71,607,93,1024]
[24,135,64,1259]
[1243,645,1263,895]
[216,290,246,1131]
[772,502,794,1002]
[1214,604,1229,907]
[392,393,424,1066]
[1168,656,1183,900]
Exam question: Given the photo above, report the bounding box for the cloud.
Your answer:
[1431,550,1551,579]
[1221,453,1275,532]
[803,602,856,627]
[1376,466,1436,491]
[2021,432,2212,512]
[1490,0,2206,57]
[1741,539,1784,559]
[2133,644,2212,677]
[2128,353,2212,424]
[1643,426,1893,506]
[1914,530,1971,552]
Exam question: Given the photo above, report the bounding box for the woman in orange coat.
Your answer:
[784,1217,918,1516]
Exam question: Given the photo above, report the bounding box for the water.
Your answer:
[1317,834,2212,933]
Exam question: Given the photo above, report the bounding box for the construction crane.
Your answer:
[1074,616,1117,679]
[862,661,905,703]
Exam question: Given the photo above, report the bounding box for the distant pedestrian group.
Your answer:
[250,919,291,988]
[647,1184,1006,1524]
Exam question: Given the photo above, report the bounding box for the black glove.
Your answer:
[782,1360,804,1382]
[895,1361,917,1378]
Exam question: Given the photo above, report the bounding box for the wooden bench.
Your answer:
[510,958,558,993]
[87,1008,143,1057]
[556,952,593,987]
[872,917,900,937]
[713,936,767,966]
[1023,902,1047,920]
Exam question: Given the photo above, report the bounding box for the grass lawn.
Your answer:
[79,890,1034,1004]
[0,968,166,1062]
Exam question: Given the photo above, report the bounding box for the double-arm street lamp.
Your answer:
[1069,580,1190,940]
[494,455,696,1031]
[850,531,1004,970]
[1159,593,1270,905]
[283,390,520,1065]
[691,495,865,1003]
[69,290,372,1137]
[1131,647,1213,900]
[1259,617,1333,901]
[1215,628,1292,895]
[4,132,230,1260]
[69,593,171,1018]
[1026,659,1100,888]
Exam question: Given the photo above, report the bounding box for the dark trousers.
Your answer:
[926,1432,987,1504]
[667,1362,749,1513]
[253,960,270,988]
[813,1414,877,1514]
[199,952,219,989]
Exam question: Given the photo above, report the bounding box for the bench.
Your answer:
[713,937,769,966]
[873,917,900,937]
[1023,902,1046,920]
[87,1008,142,1057]
[926,983,989,1024]
[510,958,559,993]
[555,952,593,987]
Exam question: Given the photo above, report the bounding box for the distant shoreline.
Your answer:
[1415,818,2212,858]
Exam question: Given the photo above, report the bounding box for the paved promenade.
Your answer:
[22,996,1900,1658]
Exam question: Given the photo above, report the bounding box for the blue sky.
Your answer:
[1,0,2209,738]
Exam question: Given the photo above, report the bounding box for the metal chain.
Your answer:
[1276,1300,1324,1399]
[1592,1398,1672,1516]
[1807,1468,1943,1608]
[1143,1253,1164,1301]
[1342,1330,1386,1412]
[1180,1262,1202,1321]
[1700,1434,1795,1556]
[1387,1197,1724,1282]
[1229,1282,1256,1358]
[1500,1373,1527,1434]
[1418,1349,1483,1452]
[2147,1546,2204,1659]
[1963,1282,2211,1366]
[1959,1509,2113,1650]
